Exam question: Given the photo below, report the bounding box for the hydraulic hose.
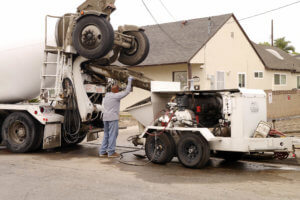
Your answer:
[62,80,82,144]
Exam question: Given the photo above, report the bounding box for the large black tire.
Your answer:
[177,133,210,169]
[30,125,44,151]
[1,112,41,153]
[145,133,176,164]
[72,15,114,60]
[215,151,244,162]
[118,31,150,66]
[0,115,5,144]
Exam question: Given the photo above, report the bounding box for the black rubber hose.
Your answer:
[63,89,81,144]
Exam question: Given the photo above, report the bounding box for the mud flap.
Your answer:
[43,124,61,149]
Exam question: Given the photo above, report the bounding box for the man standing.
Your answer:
[99,77,133,158]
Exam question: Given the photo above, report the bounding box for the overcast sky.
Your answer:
[0,0,299,51]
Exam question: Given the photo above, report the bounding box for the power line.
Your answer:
[141,0,190,49]
[141,0,300,49]
[239,0,300,21]
[158,0,176,21]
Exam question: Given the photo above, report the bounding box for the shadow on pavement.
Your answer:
[1,143,300,185]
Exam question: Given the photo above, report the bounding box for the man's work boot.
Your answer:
[99,153,108,158]
[108,152,120,158]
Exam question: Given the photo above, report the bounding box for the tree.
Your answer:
[259,42,271,46]
[274,37,295,53]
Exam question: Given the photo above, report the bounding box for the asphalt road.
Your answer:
[0,127,300,200]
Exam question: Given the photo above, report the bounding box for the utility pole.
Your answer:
[271,19,274,46]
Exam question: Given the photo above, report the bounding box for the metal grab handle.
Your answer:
[44,15,73,49]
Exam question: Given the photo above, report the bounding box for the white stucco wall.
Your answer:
[190,16,300,91]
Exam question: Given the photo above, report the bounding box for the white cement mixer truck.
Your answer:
[0,0,151,153]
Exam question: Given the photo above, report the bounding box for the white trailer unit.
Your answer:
[127,83,300,169]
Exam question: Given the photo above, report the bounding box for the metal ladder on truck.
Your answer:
[40,15,72,102]
[41,48,64,101]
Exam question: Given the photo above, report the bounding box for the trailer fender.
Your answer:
[194,128,219,142]
[76,11,108,21]
[0,105,64,126]
[138,126,218,142]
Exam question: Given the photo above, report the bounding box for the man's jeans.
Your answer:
[99,120,119,156]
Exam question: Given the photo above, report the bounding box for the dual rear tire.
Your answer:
[145,133,210,169]
[72,16,149,65]
[1,112,43,153]
[118,31,150,66]
[1,112,86,153]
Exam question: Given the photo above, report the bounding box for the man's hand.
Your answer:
[128,76,134,82]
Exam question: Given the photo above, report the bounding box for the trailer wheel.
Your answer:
[72,15,114,59]
[145,133,175,164]
[177,133,210,169]
[118,31,150,66]
[1,112,40,153]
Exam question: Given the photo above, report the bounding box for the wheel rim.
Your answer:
[182,141,201,162]
[123,38,139,56]
[149,138,165,159]
[80,24,102,50]
[8,121,27,144]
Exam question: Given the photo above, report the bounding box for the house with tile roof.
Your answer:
[120,13,300,110]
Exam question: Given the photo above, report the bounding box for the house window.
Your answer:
[254,71,263,79]
[173,71,187,89]
[274,74,286,85]
[216,71,225,90]
[297,76,300,89]
[238,73,246,88]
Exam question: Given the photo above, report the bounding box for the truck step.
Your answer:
[44,46,61,52]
